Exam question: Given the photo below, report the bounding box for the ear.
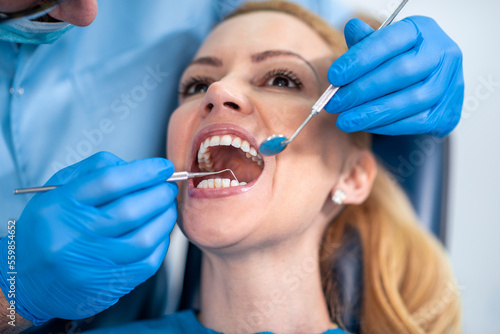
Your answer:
[332,149,377,205]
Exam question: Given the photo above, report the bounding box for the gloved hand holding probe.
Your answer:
[0,152,178,325]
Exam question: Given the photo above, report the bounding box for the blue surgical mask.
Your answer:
[0,19,73,44]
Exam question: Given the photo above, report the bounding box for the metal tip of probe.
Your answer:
[191,169,239,183]
[14,185,58,194]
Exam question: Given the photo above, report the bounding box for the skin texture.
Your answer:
[167,11,376,333]
[0,0,97,26]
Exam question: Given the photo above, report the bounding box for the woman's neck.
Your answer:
[198,236,333,334]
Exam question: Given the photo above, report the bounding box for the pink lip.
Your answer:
[187,123,266,199]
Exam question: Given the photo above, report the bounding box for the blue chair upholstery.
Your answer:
[372,134,449,243]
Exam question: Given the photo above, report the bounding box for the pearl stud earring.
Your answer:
[332,189,346,205]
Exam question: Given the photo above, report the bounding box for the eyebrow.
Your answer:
[188,56,223,67]
[187,49,320,80]
[251,50,320,80]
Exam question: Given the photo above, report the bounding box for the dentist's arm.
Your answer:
[326,16,464,137]
[0,152,178,327]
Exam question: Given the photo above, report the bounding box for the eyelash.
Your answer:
[179,75,214,97]
[262,68,303,89]
[179,68,303,98]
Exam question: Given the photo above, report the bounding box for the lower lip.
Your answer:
[187,177,258,199]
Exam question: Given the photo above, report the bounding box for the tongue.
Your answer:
[209,146,262,183]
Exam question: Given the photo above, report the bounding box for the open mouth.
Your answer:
[191,133,265,189]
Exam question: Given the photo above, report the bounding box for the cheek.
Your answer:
[279,110,346,171]
[273,154,336,222]
[254,92,316,132]
[270,113,348,217]
[167,104,200,169]
[316,113,350,167]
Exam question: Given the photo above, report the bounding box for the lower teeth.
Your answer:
[197,178,247,189]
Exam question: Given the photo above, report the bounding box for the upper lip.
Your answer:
[190,123,262,169]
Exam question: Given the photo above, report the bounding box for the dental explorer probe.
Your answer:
[13,169,239,195]
[258,0,410,156]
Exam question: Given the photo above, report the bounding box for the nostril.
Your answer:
[223,102,240,110]
[207,103,214,112]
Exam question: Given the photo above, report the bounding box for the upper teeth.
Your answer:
[198,134,264,172]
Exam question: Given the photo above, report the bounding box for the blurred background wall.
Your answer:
[342,0,500,331]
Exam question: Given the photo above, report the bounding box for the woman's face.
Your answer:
[168,11,354,253]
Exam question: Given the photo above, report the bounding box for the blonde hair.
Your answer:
[227,2,461,333]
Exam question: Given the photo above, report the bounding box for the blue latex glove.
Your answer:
[0,152,178,325]
[326,16,464,137]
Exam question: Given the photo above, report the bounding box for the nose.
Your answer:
[49,0,98,27]
[200,81,253,118]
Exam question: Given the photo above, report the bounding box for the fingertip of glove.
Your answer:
[149,158,175,173]
[402,15,437,27]
[344,18,374,48]
[337,114,361,133]
[93,151,122,162]
[345,18,373,35]
[160,157,176,169]
[327,64,345,87]
[132,158,175,182]
[165,181,180,197]
[160,166,177,181]
[324,94,342,114]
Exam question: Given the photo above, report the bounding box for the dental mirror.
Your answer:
[258,134,288,156]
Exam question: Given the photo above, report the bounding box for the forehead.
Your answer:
[196,11,333,62]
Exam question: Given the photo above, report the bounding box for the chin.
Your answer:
[179,196,262,250]
[179,209,255,252]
